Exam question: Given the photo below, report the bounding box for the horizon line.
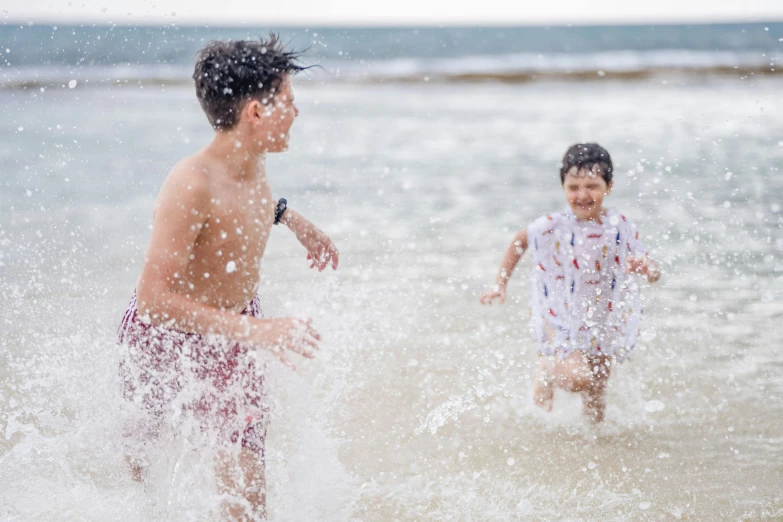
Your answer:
[4,15,783,28]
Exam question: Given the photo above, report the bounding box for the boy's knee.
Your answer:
[571,371,593,391]
[555,366,591,392]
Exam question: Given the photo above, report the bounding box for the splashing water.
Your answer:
[2,45,783,520]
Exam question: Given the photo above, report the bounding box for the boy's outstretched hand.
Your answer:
[626,256,661,283]
[480,287,507,305]
[302,228,339,271]
[280,208,339,271]
[253,317,321,370]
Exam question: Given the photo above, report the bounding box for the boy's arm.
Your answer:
[625,220,660,283]
[279,208,339,271]
[135,164,318,369]
[480,227,529,304]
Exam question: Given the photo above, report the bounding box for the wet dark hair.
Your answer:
[559,143,613,186]
[192,34,306,131]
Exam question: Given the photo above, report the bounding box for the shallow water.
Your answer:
[1,77,782,520]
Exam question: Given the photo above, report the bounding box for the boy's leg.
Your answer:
[125,455,146,483]
[532,356,555,411]
[551,351,594,393]
[580,355,611,423]
[534,351,613,421]
[216,446,266,521]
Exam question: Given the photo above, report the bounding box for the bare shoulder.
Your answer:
[608,208,639,229]
[153,153,215,216]
[164,153,213,194]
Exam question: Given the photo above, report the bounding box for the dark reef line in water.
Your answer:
[2,65,781,91]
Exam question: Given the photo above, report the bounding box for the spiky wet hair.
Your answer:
[192,34,305,131]
[559,143,614,186]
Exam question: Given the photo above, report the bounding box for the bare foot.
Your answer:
[581,389,607,423]
[533,356,555,411]
[532,377,554,412]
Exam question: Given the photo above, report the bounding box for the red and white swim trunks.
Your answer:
[117,293,269,459]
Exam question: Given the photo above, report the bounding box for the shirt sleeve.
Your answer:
[624,217,647,259]
[527,214,553,255]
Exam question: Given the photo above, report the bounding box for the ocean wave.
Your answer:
[334,49,782,82]
[1,49,780,89]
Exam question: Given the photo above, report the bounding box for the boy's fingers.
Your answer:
[292,342,317,358]
[299,326,321,346]
[331,249,339,269]
[480,294,491,304]
[307,326,322,341]
[296,318,321,341]
[300,336,319,352]
[277,350,296,370]
[289,330,319,356]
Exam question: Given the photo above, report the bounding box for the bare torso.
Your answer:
[163,152,276,312]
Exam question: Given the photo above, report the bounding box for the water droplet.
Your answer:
[506,458,515,466]
[645,400,665,412]
[68,79,77,89]
[639,501,651,510]
[225,261,236,273]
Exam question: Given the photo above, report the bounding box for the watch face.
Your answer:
[275,199,287,224]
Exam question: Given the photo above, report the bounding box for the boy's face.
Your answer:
[562,166,612,221]
[251,75,299,152]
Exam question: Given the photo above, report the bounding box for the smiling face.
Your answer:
[241,74,299,153]
[258,75,298,152]
[562,165,613,221]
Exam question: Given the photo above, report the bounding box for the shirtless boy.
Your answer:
[117,36,338,520]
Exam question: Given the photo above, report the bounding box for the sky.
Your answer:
[5,0,783,26]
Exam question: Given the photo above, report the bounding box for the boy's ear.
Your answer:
[606,180,614,195]
[245,99,264,124]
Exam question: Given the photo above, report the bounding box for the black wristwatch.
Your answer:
[274,198,288,225]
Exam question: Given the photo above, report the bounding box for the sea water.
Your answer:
[1,23,782,521]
